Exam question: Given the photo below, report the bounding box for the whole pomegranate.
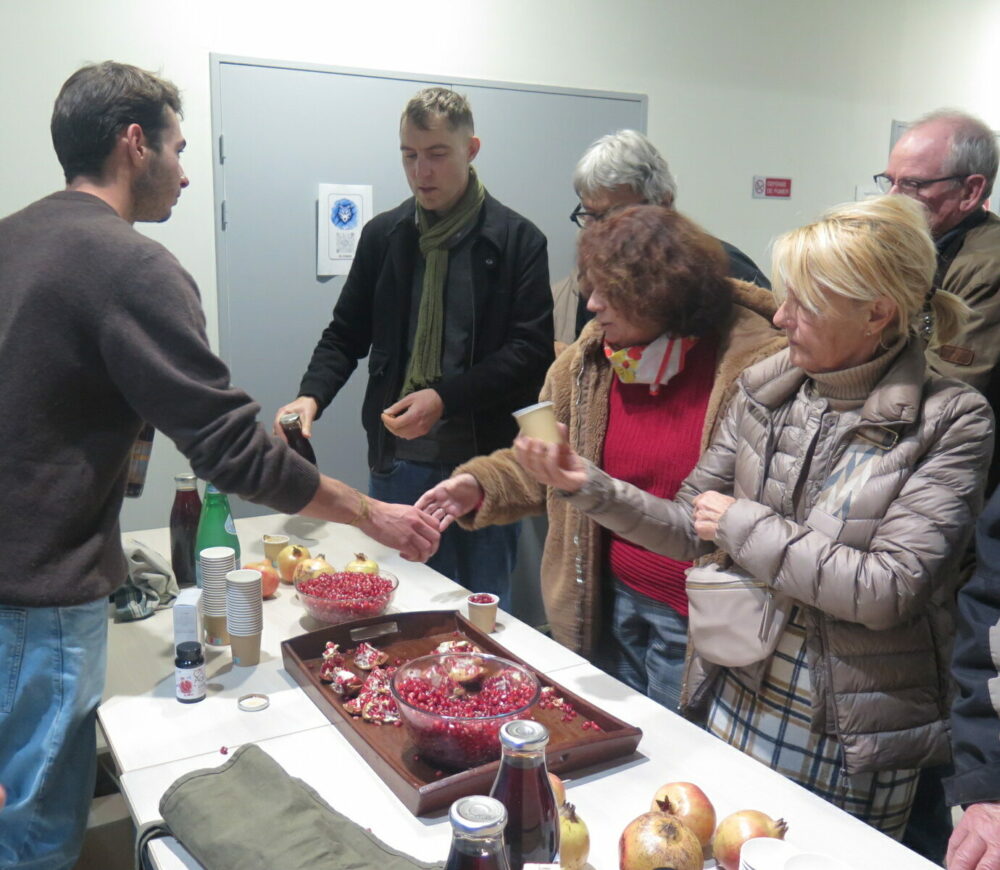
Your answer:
[619,809,702,870]
[292,554,334,584]
[712,809,788,870]
[649,782,716,851]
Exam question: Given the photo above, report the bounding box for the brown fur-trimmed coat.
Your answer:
[456,280,786,656]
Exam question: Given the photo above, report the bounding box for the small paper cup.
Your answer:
[262,534,290,566]
[230,631,262,667]
[512,401,562,444]
[466,592,499,633]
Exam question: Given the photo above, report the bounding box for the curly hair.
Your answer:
[577,204,731,339]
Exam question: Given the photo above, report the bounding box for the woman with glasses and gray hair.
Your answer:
[418,204,784,712]
[552,129,769,345]
[513,195,993,838]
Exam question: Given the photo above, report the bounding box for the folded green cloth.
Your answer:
[137,744,445,870]
[113,538,179,622]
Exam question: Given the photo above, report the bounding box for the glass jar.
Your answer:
[445,796,512,870]
[169,472,201,588]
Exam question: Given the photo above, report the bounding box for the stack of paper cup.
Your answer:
[226,569,263,667]
[200,546,236,645]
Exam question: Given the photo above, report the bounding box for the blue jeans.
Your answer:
[596,579,688,713]
[369,459,519,612]
[0,598,108,870]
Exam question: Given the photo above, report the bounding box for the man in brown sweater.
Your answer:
[0,61,439,869]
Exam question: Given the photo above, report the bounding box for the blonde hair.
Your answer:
[771,195,967,345]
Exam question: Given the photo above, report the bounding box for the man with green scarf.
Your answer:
[277,88,553,608]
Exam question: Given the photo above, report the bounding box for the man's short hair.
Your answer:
[913,109,999,203]
[51,61,182,183]
[573,129,677,207]
[401,87,474,134]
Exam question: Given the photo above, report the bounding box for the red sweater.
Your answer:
[601,335,717,615]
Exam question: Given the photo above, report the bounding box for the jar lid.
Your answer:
[449,796,507,836]
[174,472,197,486]
[237,693,270,712]
[279,412,302,427]
[176,641,202,657]
[499,719,549,751]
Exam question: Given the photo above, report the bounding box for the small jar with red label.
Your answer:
[175,641,206,703]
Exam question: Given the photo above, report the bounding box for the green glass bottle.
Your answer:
[194,483,241,587]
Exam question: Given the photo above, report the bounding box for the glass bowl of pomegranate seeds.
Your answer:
[294,570,398,624]
[390,652,541,770]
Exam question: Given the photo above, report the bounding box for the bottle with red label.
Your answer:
[175,641,206,703]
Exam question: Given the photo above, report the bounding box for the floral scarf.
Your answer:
[604,335,698,395]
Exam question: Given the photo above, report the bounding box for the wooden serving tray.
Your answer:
[281,610,643,815]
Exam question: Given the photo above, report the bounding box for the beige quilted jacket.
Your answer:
[564,338,994,774]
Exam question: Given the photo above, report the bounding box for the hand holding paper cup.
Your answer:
[512,401,562,444]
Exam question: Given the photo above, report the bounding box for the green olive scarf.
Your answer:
[400,167,486,397]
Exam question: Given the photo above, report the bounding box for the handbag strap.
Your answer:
[135,821,173,870]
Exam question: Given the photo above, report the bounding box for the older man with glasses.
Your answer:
[879,109,1000,868]
[551,130,769,347]
[878,111,1000,463]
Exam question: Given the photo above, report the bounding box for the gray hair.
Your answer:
[572,129,677,206]
[913,108,998,202]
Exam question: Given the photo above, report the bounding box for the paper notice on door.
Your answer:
[317,183,373,276]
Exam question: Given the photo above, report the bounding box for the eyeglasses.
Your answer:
[872,173,967,194]
[569,202,601,228]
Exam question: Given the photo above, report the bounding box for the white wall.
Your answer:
[3,0,998,531]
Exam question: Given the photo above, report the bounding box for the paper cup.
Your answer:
[230,631,262,667]
[466,592,499,633]
[512,401,561,444]
[203,613,230,646]
[263,534,290,567]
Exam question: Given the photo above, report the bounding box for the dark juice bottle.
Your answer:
[169,473,202,588]
[489,721,559,870]
[444,796,512,870]
[279,412,317,466]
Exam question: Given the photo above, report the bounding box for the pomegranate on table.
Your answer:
[649,782,716,854]
[619,805,702,870]
[345,552,379,573]
[712,809,788,870]
[276,544,310,583]
[292,554,335,584]
[241,559,280,598]
[559,802,590,870]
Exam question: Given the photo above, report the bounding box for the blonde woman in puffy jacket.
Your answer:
[512,195,994,839]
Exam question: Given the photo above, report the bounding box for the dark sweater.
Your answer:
[0,192,319,607]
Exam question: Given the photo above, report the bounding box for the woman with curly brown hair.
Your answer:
[418,204,785,711]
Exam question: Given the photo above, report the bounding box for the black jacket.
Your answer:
[299,193,553,472]
[945,485,1000,806]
